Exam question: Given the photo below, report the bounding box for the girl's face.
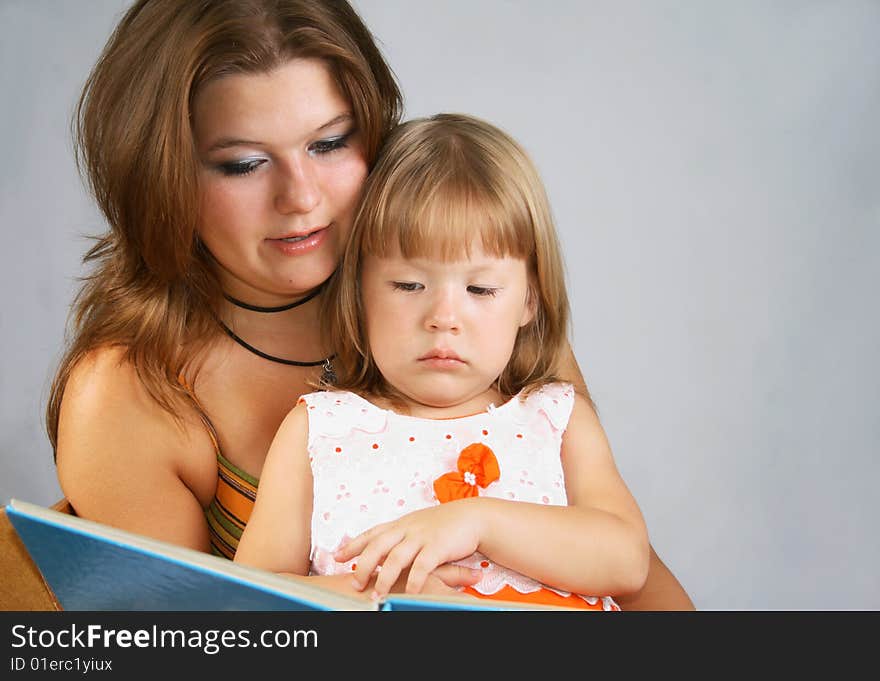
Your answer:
[360,243,535,417]
[192,58,367,305]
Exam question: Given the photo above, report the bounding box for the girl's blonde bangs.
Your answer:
[360,149,536,263]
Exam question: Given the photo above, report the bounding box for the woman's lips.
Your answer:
[266,225,329,255]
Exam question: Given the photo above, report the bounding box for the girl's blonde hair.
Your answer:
[326,113,571,402]
[46,0,402,452]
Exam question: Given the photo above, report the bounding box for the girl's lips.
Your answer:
[419,348,462,361]
[418,356,466,370]
[266,225,329,255]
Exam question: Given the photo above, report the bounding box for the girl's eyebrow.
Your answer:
[205,113,354,153]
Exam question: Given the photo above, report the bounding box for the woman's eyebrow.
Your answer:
[314,112,354,132]
[205,113,354,153]
[205,137,263,153]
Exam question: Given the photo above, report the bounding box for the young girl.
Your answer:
[234,113,650,610]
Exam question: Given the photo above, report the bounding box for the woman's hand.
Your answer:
[334,499,483,597]
[416,563,482,595]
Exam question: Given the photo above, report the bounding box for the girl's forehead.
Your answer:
[363,247,528,273]
[361,217,533,262]
[366,235,499,260]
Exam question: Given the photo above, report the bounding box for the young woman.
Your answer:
[44,0,693,610]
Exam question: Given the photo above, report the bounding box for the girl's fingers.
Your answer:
[349,529,402,590]
[333,540,360,562]
[405,548,446,594]
[334,523,385,561]
[372,540,419,596]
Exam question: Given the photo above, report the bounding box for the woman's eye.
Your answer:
[217,159,266,176]
[309,133,351,156]
[391,281,423,292]
[467,286,499,297]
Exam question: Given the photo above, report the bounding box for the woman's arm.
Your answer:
[614,546,695,610]
[556,340,696,610]
[55,347,216,550]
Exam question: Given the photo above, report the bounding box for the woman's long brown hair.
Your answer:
[46,0,402,453]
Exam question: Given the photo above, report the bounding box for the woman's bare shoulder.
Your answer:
[62,345,146,405]
[59,345,190,439]
[55,346,217,550]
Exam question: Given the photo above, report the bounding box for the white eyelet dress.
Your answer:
[301,382,620,611]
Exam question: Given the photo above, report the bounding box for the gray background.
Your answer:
[1,0,877,610]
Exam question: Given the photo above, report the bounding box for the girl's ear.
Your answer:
[520,284,538,327]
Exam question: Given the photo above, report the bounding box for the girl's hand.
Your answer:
[280,565,480,600]
[335,499,483,596]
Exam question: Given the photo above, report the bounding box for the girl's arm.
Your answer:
[471,392,650,596]
[234,403,313,575]
[235,403,482,597]
[341,393,649,597]
[557,340,695,610]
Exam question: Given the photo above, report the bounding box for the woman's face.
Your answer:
[192,58,368,304]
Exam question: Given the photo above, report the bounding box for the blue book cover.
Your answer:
[6,499,560,612]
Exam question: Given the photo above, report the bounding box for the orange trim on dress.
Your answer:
[462,585,617,610]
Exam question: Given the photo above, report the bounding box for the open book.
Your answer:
[6,499,577,611]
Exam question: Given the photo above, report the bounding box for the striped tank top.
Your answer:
[179,377,258,559]
[206,450,258,559]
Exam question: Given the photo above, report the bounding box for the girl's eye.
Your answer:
[391,281,423,292]
[309,132,352,156]
[467,286,499,297]
[217,158,267,176]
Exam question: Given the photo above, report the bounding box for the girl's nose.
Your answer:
[424,290,461,333]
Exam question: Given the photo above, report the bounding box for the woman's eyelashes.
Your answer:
[391,281,423,292]
[308,131,353,156]
[214,131,354,176]
[217,157,267,176]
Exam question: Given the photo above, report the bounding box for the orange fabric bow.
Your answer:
[433,443,500,504]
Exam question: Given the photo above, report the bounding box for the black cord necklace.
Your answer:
[223,283,324,313]
[219,284,336,384]
[218,319,336,382]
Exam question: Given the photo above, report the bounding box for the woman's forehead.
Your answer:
[191,58,351,150]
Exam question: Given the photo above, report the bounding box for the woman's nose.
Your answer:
[275,157,320,214]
